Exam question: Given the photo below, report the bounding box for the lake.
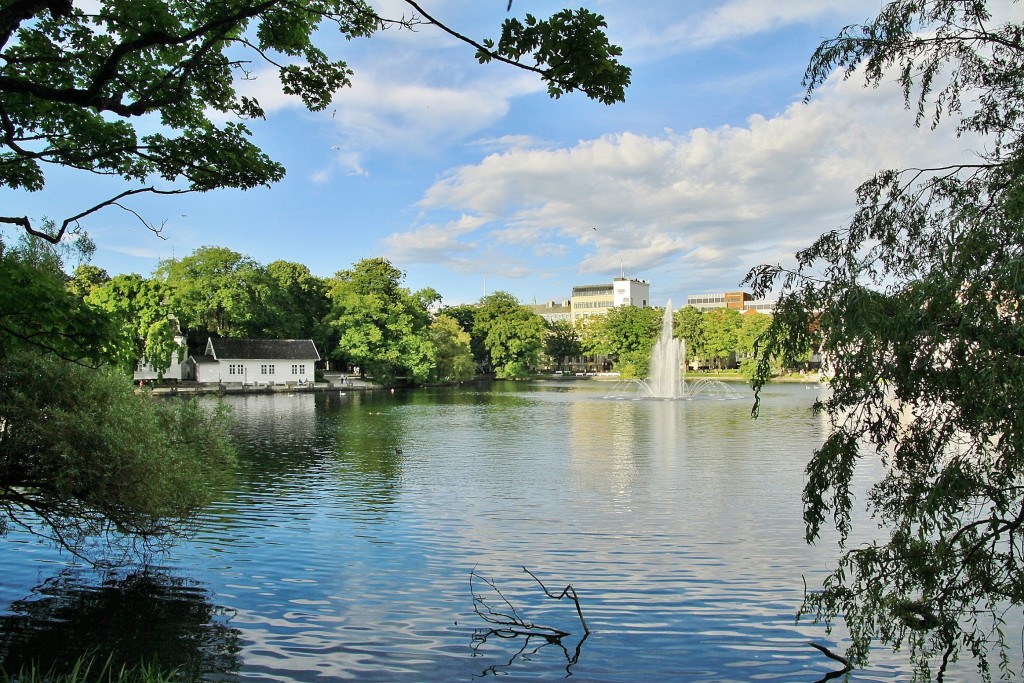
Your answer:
[0,381,918,680]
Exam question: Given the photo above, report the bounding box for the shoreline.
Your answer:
[143,371,821,396]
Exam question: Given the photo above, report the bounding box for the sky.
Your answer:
[1,0,1001,307]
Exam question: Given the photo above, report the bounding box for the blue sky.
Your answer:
[2,0,998,306]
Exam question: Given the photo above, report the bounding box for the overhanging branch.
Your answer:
[2,186,190,243]
[401,0,548,79]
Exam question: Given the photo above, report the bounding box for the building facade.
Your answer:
[686,291,776,315]
[529,299,572,324]
[189,338,320,386]
[571,277,650,325]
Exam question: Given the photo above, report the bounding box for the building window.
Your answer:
[261,364,275,375]
[291,364,306,375]
[228,364,241,375]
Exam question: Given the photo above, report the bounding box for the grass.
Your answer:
[1,655,182,683]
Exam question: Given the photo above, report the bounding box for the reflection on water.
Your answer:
[0,567,241,679]
[0,382,921,681]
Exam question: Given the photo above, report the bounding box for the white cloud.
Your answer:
[329,74,530,152]
[393,71,980,296]
[382,214,485,265]
[613,0,861,59]
[691,0,860,46]
[312,148,368,183]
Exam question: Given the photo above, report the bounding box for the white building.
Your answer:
[530,300,572,324]
[613,277,650,308]
[571,277,650,325]
[189,338,320,386]
[134,334,189,382]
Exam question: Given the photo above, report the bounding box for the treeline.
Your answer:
[57,242,815,383]
[64,245,545,382]
[548,304,815,380]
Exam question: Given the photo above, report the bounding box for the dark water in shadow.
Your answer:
[0,381,921,680]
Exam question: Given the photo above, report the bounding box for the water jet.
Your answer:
[609,300,740,400]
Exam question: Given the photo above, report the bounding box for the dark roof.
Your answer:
[208,338,321,361]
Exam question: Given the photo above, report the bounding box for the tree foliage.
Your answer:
[1,0,628,242]
[475,7,630,105]
[0,350,235,556]
[543,320,581,371]
[264,259,329,342]
[745,1,1024,677]
[86,273,179,377]
[443,303,487,368]
[700,308,742,370]
[673,305,705,366]
[0,235,122,365]
[0,238,236,558]
[66,264,110,300]
[579,305,661,378]
[428,314,475,383]
[473,292,544,379]
[325,257,434,383]
[156,246,270,338]
[735,311,776,381]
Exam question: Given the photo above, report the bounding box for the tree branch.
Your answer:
[401,0,548,79]
[1,186,188,244]
[469,566,589,638]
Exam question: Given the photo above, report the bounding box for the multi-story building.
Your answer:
[530,299,572,324]
[571,277,650,325]
[686,291,776,315]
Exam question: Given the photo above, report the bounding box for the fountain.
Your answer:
[610,300,740,401]
[646,302,683,398]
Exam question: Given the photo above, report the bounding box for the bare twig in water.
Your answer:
[470,566,589,637]
[469,566,590,677]
[522,566,590,635]
[809,641,853,682]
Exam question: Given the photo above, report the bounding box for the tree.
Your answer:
[0,237,122,366]
[325,257,435,383]
[673,305,705,368]
[579,305,661,378]
[0,349,235,556]
[0,238,236,558]
[473,292,545,379]
[428,314,476,383]
[544,320,581,372]
[66,264,110,300]
[735,311,774,382]
[701,308,742,370]
[264,260,330,341]
[156,246,271,338]
[443,303,487,370]
[744,2,1024,678]
[86,273,180,377]
[1,1,629,243]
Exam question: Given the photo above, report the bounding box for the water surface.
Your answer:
[0,381,915,680]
